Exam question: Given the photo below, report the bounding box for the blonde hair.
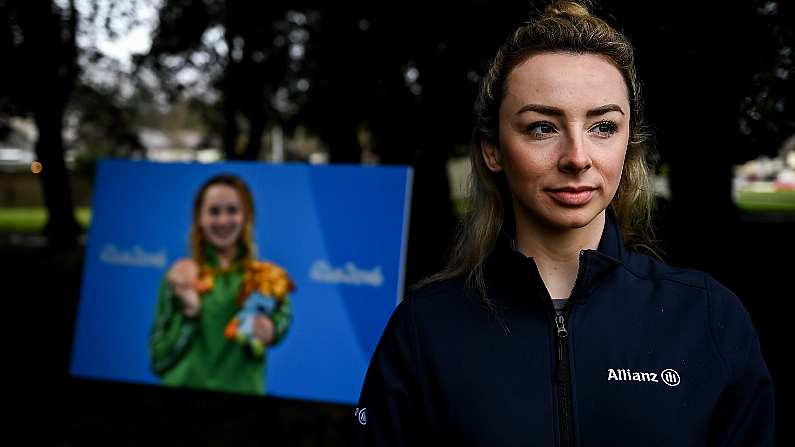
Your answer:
[189,174,257,267]
[420,1,656,301]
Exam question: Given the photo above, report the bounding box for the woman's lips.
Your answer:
[547,187,597,206]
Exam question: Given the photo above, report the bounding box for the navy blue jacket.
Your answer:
[355,218,774,446]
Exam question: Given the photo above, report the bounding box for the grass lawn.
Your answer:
[0,207,92,232]
[736,190,795,213]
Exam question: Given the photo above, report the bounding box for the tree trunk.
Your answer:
[325,122,361,164]
[242,106,266,161]
[222,93,240,160]
[34,103,80,249]
[16,0,80,249]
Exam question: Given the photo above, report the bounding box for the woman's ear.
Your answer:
[481,138,504,173]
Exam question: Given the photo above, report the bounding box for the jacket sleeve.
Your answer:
[269,294,292,346]
[706,275,775,446]
[149,278,198,376]
[354,299,422,446]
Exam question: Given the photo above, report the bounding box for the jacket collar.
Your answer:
[488,212,625,304]
[593,211,624,264]
[202,241,246,272]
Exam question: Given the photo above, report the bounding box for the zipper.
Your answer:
[550,250,589,447]
[554,310,573,447]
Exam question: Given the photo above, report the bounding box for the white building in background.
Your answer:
[138,128,222,163]
[0,117,37,172]
[137,125,328,164]
[734,134,795,193]
[776,134,795,190]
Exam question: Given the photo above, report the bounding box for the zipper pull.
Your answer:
[554,314,569,382]
[555,315,568,338]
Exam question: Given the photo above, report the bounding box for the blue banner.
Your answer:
[70,159,412,404]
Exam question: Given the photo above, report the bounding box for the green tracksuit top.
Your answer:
[149,257,292,395]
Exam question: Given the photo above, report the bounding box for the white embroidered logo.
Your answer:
[354,407,368,425]
[607,368,681,387]
[660,369,681,387]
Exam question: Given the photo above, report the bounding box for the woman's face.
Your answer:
[483,52,630,231]
[198,184,245,252]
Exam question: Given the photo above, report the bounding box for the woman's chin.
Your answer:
[539,206,606,231]
[207,237,240,252]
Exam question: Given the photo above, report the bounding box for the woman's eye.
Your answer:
[226,206,240,215]
[591,121,618,137]
[526,122,556,138]
[208,206,222,216]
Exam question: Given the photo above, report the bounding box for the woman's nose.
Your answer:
[216,212,234,224]
[558,133,592,174]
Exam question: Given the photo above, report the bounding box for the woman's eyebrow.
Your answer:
[516,104,563,116]
[586,104,625,117]
[515,103,625,117]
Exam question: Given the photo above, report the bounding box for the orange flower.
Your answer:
[237,260,295,306]
[224,318,240,339]
[192,265,215,293]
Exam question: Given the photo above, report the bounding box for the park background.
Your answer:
[1,0,793,445]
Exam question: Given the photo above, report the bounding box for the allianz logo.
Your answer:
[607,368,681,387]
[309,260,383,287]
[99,243,167,269]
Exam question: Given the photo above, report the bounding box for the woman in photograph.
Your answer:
[356,1,774,445]
[149,173,293,395]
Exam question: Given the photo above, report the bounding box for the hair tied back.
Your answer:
[544,0,592,19]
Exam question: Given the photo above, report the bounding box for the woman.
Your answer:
[149,174,293,395]
[356,2,774,445]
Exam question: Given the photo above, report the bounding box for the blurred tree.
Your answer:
[738,0,794,160]
[139,0,310,161]
[69,83,145,159]
[1,0,81,249]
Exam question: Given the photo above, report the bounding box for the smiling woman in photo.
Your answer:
[355,1,774,445]
[149,174,293,395]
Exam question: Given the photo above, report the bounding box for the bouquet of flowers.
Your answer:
[224,261,295,356]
